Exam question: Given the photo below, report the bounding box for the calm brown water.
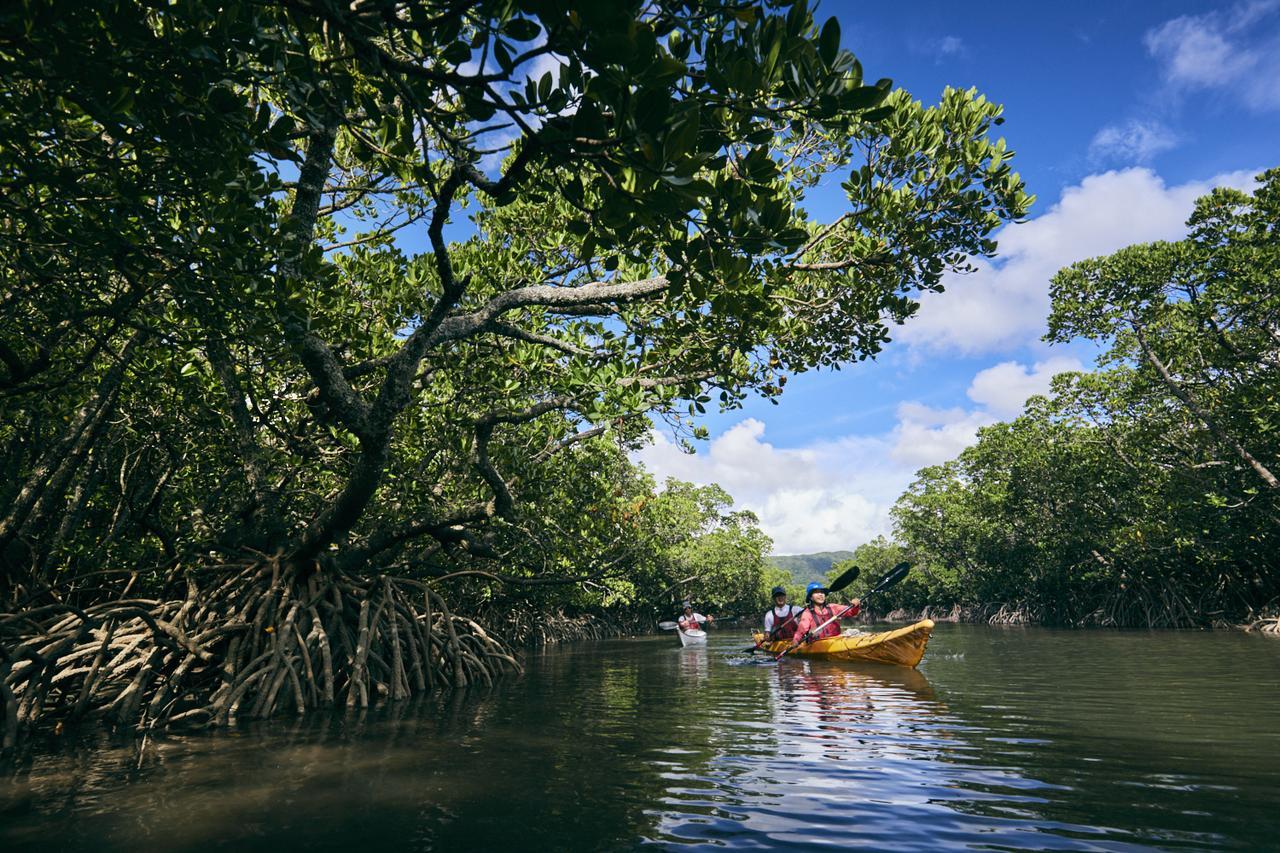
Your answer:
[2,624,1279,851]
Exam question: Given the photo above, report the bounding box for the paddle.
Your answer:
[774,561,911,661]
[743,565,862,653]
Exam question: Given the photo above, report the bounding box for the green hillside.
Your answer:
[767,551,854,586]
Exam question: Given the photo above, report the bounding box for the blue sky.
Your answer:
[637,0,1280,553]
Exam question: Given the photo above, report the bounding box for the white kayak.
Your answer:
[678,628,707,647]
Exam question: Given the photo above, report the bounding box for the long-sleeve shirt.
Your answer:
[793,602,861,641]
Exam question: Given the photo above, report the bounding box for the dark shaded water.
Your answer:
[3,624,1279,851]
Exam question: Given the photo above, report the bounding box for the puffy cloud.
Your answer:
[634,357,1085,553]
[1144,2,1280,111]
[966,356,1085,418]
[635,420,899,554]
[889,403,996,469]
[461,40,572,173]
[897,167,1259,355]
[1089,120,1179,164]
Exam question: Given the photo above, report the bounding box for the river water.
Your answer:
[2,624,1279,851]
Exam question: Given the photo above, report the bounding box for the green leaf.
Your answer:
[634,87,671,133]
[503,18,541,42]
[860,105,895,123]
[841,84,890,112]
[493,40,515,72]
[442,41,471,66]
[819,18,841,65]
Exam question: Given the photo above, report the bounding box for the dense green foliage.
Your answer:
[876,172,1280,627]
[0,0,1025,610]
[0,0,1028,736]
[560,477,774,623]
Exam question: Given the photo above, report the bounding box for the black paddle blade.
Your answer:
[870,561,911,594]
[827,564,861,594]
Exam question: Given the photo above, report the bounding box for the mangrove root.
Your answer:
[0,559,521,749]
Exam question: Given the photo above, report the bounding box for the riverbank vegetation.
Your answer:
[835,173,1280,629]
[0,0,1028,746]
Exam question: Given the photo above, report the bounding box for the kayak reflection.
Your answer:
[773,656,942,761]
[677,644,709,683]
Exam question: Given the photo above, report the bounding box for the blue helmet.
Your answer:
[805,582,828,600]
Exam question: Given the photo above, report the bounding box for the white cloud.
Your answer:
[635,419,898,554]
[636,160,1259,554]
[1089,120,1179,163]
[460,38,572,174]
[966,356,1085,418]
[635,356,1085,553]
[890,403,995,469]
[897,167,1259,355]
[523,52,565,88]
[1145,16,1256,87]
[936,35,966,57]
[911,35,968,63]
[1144,1,1280,111]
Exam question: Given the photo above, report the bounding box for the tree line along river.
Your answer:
[2,624,1278,851]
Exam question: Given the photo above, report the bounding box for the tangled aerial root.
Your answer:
[492,608,643,646]
[1244,614,1280,634]
[0,559,521,751]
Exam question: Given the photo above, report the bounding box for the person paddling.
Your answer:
[792,582,861,642]
[677,603,713,632]
[763,586,803,640]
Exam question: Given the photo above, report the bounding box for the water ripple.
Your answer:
[2,626,1279,851]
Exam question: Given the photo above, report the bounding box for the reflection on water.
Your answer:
[2,626,1279,851]
[677,645,709,684]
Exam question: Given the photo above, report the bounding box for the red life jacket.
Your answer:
[766,606,799,640]
[801,603,858,639]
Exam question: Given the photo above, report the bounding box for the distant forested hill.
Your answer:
[767,551,854,586]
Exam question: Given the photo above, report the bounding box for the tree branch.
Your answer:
[1132,319,1278,489]
[277,125,372,438]
[489,321,591,358]
[430,276,670,346]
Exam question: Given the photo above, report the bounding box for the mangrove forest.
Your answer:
[0,0,1030,749]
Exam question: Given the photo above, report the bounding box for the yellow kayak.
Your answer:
[752,619,935,668]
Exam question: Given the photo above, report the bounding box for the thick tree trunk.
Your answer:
[294,437,390,564]
[276,125,370,438]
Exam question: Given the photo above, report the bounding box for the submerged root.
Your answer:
[1243,614,1280,635]
[0,561,521,749]
[487,608,648,647]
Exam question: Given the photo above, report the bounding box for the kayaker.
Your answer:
[678,603,713,632]
[763,586,803,640]
[792,582,861,642]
